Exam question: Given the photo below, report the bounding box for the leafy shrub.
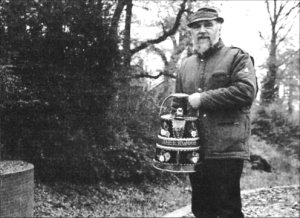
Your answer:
[0,1,120,183]
[0,1,181,184]
[98,85,165,182]
[251,103,299,156]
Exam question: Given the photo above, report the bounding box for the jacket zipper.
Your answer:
[199,58,206,91]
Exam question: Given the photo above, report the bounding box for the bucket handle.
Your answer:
[159,93,189,117]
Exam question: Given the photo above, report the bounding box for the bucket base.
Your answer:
[152,159,198,173]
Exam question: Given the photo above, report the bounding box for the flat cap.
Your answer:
[187,7,224,28]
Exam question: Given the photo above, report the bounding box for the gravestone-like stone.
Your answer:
[0,161,34,217]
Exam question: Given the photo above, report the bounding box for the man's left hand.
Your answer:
[188,92,202,109]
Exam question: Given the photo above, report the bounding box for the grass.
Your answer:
[241,135,299,190]
[34,135,299,217]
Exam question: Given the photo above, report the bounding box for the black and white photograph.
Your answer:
[0,0,299,217]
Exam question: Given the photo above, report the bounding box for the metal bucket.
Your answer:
[153,93,201,173]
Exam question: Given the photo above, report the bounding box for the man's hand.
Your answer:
[188,92,202,109]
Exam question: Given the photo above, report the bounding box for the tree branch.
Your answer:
[170,35,178,49]
[123,0,133,67]
[130,0,188,55]
[274,2,299,48]
[148,45,169,67]
[266,0,274,26]
[109,0,126,38]
[259,31,269,49]
[275,20,296,49]
[275,23,285,36]
[133,70,175,79]
[277,1,297,24]
[276,49,299,67]
[274,0,285,24]
[159,21,167,34]
[284,2,300,17]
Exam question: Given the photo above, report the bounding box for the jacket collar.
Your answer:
[196,38,224,59]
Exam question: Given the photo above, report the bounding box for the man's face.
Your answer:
[190,20,221,55]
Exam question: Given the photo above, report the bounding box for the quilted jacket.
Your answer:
[173,39,257,160]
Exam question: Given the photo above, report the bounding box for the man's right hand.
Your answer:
[188,92,202,109]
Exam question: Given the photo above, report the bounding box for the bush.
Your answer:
[97,85,164,182]
[251,103,299,156]
[0,1,182,184]
[0,1,120,183]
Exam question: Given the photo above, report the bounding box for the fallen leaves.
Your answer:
[34,180,191,217]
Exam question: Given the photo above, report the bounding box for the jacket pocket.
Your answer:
[209,114,249,152]
[209,72,230,89]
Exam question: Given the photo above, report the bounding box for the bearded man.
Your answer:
[172,6,257,218]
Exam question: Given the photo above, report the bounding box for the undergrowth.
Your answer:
[241,136,299,190]
[34,135,299,217]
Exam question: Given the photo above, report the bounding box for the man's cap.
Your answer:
[187,7,224,28]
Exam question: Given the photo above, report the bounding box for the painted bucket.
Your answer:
[153,93,201,173]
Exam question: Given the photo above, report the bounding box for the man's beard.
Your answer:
[194,37,212,55]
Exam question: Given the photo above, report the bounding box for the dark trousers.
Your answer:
[189,159,244,218]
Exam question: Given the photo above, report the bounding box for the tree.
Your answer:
[0,0,193,182]
[109,0,189,72]
[138,10,193,100]
[260,0,300,105]
[0,0,122,182]
[130,0,188,55]
[277,49,300,113]
[123,0,133,67]
[138,7,193,80]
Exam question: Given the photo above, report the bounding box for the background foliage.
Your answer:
[0,0,121,182]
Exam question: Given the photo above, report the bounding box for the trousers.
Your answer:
[189,159,244,218]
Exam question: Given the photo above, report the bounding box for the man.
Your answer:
[173,6,257,218]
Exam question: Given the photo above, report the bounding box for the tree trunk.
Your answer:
[261,32,279,105]
[123,0,132,68]
[109,0,126,41]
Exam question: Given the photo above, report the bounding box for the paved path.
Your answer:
[164,185,300,217]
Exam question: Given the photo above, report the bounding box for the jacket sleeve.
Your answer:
[200,49,257,110]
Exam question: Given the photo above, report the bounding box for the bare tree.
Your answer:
[130,0,188,56]
[131,0,193,82]
[109,0,188,71]
[260,0,300,105]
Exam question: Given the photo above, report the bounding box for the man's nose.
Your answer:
[198,25,206,33]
